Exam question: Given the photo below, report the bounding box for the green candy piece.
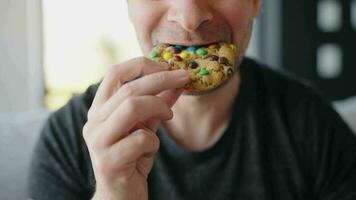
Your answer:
[149,50,159,59]
[196,48,207,56]
[199,69,209,76]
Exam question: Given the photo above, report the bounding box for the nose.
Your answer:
[167,0,213,32]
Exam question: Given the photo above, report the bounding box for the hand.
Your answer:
[83,57,189,200]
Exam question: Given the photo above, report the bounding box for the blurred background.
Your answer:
[0,0,355,199]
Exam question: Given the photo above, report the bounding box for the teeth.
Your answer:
[168,42,219,47]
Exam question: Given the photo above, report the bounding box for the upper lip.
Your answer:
[156,40,225,47]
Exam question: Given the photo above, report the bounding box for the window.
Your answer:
[317,0,342,32]
[43,0,141,110]
[317,44,343,79]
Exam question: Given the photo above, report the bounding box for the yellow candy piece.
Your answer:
[230,44,236,51]
[163,52,173,61]
[180,50,190,59]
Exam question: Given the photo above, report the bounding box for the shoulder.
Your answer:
[244,58,319,99]
[58,83,99,116]
[39,83,100,157]
[242,58,345,139]
[244,58,353,140]
[47,83,99,127]
[243,57,328,112]
[28,84,99,199]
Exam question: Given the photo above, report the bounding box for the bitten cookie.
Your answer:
[148,42,236,92]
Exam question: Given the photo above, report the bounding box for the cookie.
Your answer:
[148,42,236,92]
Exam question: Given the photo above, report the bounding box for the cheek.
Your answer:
[129,3,166,54]
[218,4,254,54]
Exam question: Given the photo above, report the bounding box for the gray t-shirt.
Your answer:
[27,58,356,200]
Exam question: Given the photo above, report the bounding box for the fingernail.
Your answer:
[172,70,188,79]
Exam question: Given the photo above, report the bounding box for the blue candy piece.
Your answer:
[175,45,183,49]
[187,46,197,53]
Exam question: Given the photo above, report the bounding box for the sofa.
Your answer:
[0,109,50,200]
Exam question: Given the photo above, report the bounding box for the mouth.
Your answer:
[153,40,231,48]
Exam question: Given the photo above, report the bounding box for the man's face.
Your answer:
[128,0,260,95]
[128,0,260,59]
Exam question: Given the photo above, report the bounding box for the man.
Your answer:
[28,0,356,199]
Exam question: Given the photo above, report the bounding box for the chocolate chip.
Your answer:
[173,47,182,54]
[188,61,199,69]
[219,57,230,65]
[207,55,219,61]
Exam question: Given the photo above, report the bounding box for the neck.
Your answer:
[163,73,241,151]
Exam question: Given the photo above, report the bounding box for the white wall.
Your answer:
[246,0,282,68]
[0,0,44,112]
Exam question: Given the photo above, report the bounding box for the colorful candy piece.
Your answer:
[185,85,195,92]
[173,47,182,54]
[174,55,183,61]
[180,50,190,59]
[187,46,197,53]
[208,44,218,49]
[196,48,207,56]
[199,69,209,76]
[149,50,159,59]
[230,44,236,51]
[207,55,219,61]
[163,52,173,61]
[175,45,183,49]
[188,61,199,69]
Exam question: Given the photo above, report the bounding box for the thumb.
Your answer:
[146,89,183,131]
[158,88,183,107]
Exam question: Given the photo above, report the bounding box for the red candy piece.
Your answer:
[184,85,194,92]
[208,44,218,49]
[174,55,183,61]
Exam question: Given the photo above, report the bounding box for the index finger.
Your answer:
[89,57,169,117]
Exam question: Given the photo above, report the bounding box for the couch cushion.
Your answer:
[0,109,50,200]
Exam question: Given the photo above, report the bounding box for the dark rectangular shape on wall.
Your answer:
[281,0,356,101]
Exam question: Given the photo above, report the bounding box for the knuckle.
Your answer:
[135,57,149,67]
[123,98,140,114]
[104,64,122,84]
[96,109,108,122]
[83,125,105,150]
[120,84,134,97]
[156,72,169,83]
[82,123,90,139]
[88,109,106,123]
[157,98,169,110]
[108,64,119,75]
[84,135,96,149]
[151,134,160,150]
[155,98,172,119]
[87,109,93,121]
[103,65,117,81]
